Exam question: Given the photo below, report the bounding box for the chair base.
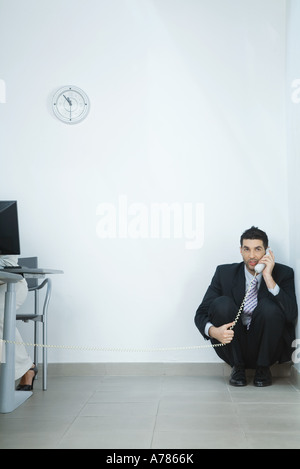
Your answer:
[0,390,32,414]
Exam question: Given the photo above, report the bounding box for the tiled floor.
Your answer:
[1,372,300,449]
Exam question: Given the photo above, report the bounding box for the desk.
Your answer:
[0,268,63,413]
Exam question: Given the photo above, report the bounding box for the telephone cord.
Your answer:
[0,273,258,354]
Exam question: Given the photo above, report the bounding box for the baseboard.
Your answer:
[291,364,300,388]
[45,362,293,378]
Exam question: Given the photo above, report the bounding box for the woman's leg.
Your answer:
[0,280,33,380]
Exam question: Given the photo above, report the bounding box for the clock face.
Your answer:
[52,86,90,124]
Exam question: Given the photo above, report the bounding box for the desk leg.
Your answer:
[0,283,32,413]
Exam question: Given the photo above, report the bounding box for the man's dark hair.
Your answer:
[240,226,268,250]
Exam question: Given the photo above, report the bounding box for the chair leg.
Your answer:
[33,321,39,372]
[41,279,51,391]
[33,290,39,380]
[42,318,47,391]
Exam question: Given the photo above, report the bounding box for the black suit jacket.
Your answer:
[195,262,298,362]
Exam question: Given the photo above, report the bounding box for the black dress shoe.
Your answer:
[253,366,272,387]
[229,366,247,387]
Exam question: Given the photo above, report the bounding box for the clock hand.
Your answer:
[63,94,72,106]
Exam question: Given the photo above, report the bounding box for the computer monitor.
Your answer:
[0,201,20,255]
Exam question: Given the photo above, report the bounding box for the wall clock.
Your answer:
[52,85,90,124]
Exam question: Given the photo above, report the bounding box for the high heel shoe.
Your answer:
[16,364,38,391]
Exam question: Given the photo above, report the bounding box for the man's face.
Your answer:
[240,239,266,274]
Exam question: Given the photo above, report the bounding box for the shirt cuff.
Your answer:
[268,284,280,296]
[205,322,214,337]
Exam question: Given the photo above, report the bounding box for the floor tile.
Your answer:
[0,372,299,449]
[79,401,159,417]
[245,431,300,449]
[155,413,241,433]
[58,430,153,449]
[151,430,249,449]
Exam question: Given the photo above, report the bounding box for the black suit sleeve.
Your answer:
[271,265,298,324]
[194,266,223,340]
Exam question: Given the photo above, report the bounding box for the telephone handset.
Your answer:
[254,248,271,274]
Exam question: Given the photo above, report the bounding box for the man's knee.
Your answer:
[254,297,285,325]
[208,296,238,325]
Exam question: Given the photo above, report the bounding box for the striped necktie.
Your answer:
[243,276,258,329]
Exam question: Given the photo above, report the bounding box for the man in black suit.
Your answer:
[195,226,298,387]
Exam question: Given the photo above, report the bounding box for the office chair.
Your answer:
[16,257,52,391]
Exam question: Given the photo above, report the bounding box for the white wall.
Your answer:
[0,0,290,364]
[286,0,300,370]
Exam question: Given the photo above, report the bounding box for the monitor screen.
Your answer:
[0,201,20,255]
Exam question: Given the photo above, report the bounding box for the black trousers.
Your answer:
[208,296,286,368]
